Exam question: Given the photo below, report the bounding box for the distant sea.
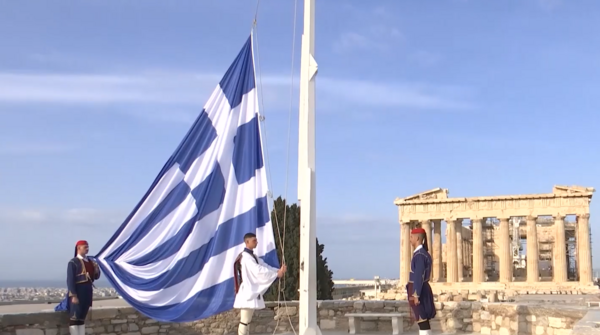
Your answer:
[0,278,111,288]
[1,269,598,288]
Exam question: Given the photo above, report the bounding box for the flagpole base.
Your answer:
[300,325,322,335]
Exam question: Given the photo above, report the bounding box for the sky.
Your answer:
[0,0,599,282]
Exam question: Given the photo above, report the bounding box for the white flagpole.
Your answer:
[297,0,320,334]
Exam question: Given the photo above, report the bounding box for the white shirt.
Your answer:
[413,245,423,254]
[76,254,89,262]
[233,251,278,310]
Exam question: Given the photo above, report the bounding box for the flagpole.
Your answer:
[297,0,320,334]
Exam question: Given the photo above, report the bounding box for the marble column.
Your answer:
[578,214,593,284]
[421,219,433,253]
[576,236,580,280]
[456,219,464,281]
[400,221,411,284]
[466,242,471,274]
[499,217,512,283]
[432,219,443,282]
[470,243,473,269]
[463,242,467,268]
[466,242,471,271]
[554,214,567,282]
[526,215,539,283]
[399,221,405,283]
[472,218,484,283]
[420,219,433,280]
[470,242,474,276]
[446,218,458,283]
[410,222,416,253]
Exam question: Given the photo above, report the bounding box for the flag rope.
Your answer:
[252,0,300,332]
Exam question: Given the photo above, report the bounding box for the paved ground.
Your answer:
[0,302,481,333]
[259,332,478,335]
[0,298,127,314]
[2,294,595,315]
[0,303,483,334]
[512,294,600,308]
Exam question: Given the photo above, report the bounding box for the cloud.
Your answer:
[334,32,371,51]
[334,4,443,69]
[333,5,403,53]
[0,142,79,155]
[333,26,403,53]
[319,214,392,226]
[0,72,220,105]
[26,51,72,65]
[0,207,126,227]
[0,72,475,116]
[319,77,475,110]
[118,107,199,124]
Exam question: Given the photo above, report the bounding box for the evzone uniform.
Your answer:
[406,228,436,335]
[233,248,279,335]
[67,240,101,335]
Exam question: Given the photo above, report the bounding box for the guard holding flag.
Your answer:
[233,233,286,335]
[406,228,436,335]
[66,240,101,335]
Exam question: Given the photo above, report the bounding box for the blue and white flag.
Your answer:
[95,35,279,322]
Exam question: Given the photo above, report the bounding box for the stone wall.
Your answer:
[0,300,591,335]
[381,285,599,301]
[474,304,587,335]
[0,301,415,335]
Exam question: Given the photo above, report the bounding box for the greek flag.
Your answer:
[95,35,279,322]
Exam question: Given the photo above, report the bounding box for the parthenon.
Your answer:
[394,185,596,292]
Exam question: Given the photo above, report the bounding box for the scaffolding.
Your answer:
[567,238,577,280]
[510,217,527,279]
[566,221,578,281]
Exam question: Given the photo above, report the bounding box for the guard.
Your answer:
[406,228,436,335]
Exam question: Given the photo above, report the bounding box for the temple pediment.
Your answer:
[552,185,595,195]
[397,187,449,202]
[395,185,593,221]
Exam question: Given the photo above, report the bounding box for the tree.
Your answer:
[264,196,334,301]
[315,238,335,300]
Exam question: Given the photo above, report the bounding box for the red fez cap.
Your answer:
[411,228,426,234]
[76,240,88,247]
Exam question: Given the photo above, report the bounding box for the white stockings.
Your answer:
[238,309,255,335]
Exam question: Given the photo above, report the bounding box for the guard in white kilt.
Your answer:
[234,233,286,335]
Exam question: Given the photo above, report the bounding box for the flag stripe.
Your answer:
[95,164,186,259]
[99,248,278,322]
[98,224,276,307]
[106,181,192,261]
[128,167,267,267]
[171,110,219,175]
[118,165,225,266]
[120,164,268,271]
[219,37,256,110]
[232,115,264,184]
[105,196,269,291]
